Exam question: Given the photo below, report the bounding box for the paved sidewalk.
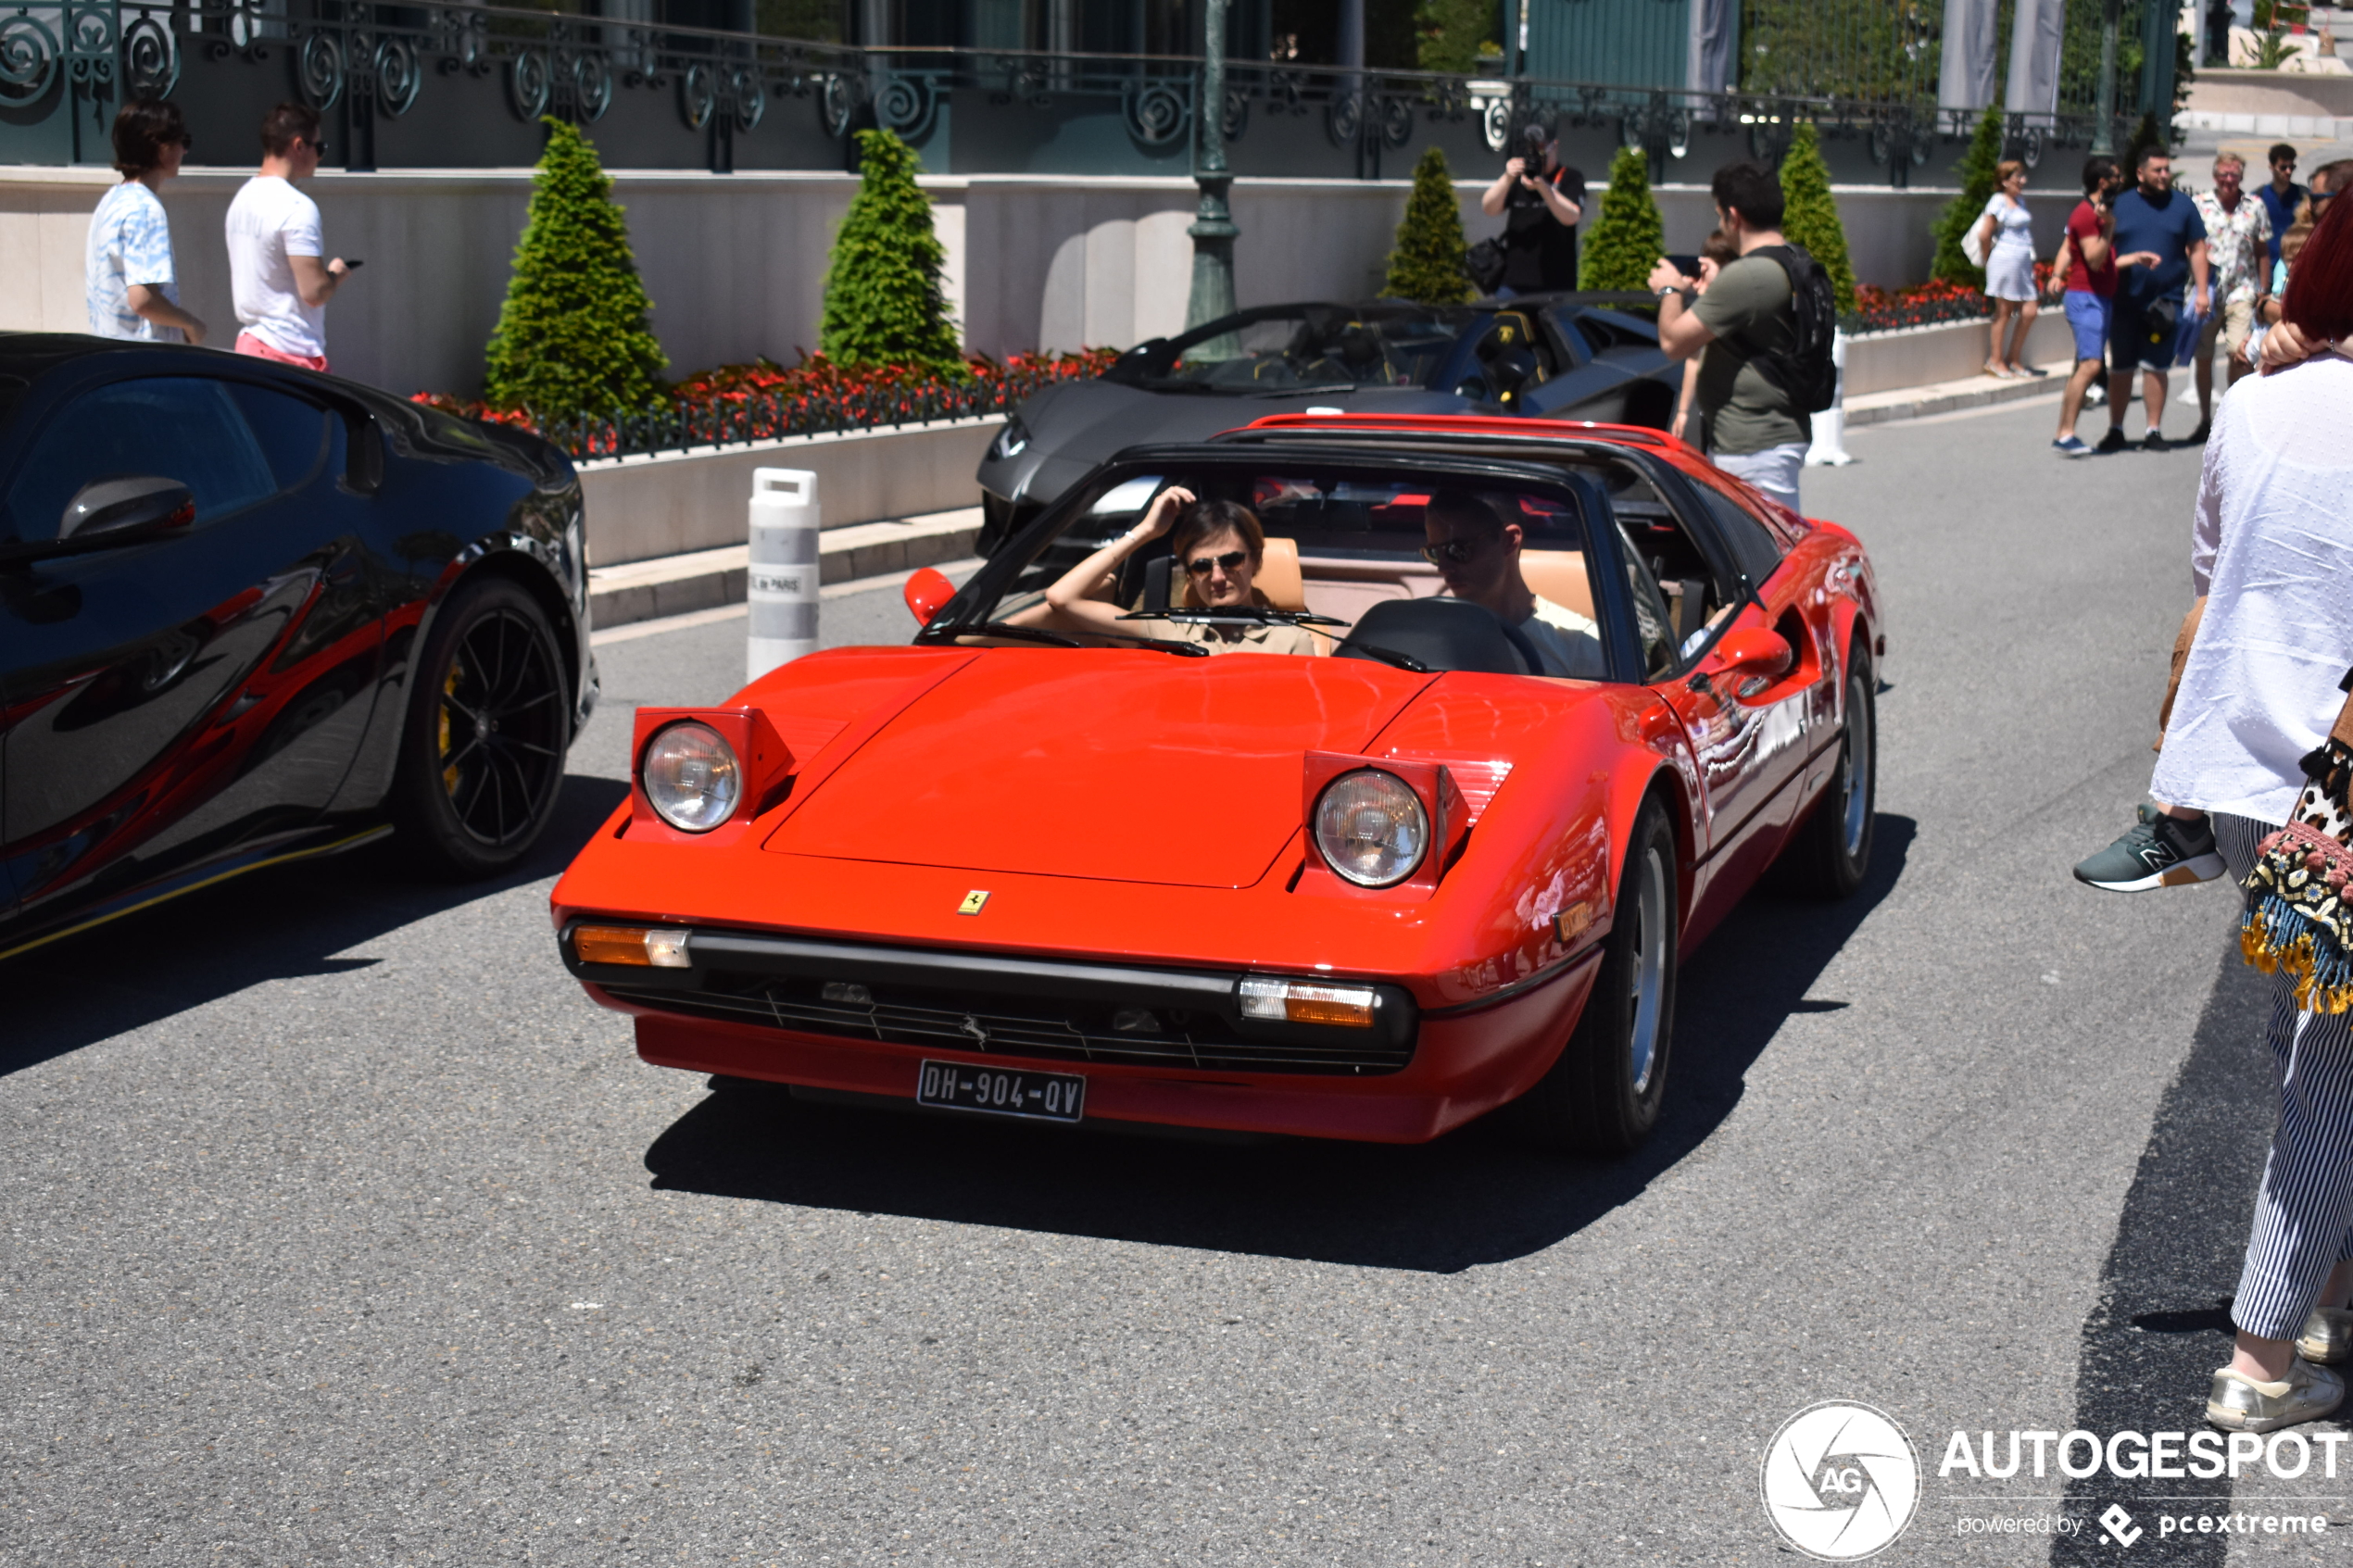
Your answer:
[1844,358,2080,427]
[586,506,981,628]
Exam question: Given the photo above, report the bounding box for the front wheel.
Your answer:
[1777,641,1877,899]
[389,574,570,878]
[1515,798,1680,1156]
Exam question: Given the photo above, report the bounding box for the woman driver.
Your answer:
[1042,487,1320,656]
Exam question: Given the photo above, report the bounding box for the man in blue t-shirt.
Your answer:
[2099,146,2209,453]
[2257,142,2304,270]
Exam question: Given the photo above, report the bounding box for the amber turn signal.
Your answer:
[1238,976,1378,1028]
[573,924,691,968]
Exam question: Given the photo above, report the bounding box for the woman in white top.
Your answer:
[2146,190,2353,1435]
[1978,159,2041,378]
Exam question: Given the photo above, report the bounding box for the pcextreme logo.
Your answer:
[1762,1401,1922,1561]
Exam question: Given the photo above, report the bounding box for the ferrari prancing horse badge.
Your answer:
[958,890,990,916]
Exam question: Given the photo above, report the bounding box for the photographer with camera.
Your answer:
[1479,125,1586,296]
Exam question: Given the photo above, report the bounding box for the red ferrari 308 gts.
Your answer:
[553,414,1883,1152]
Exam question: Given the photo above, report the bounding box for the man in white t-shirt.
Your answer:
[1420,490,1606,679]
[226,101,353,372]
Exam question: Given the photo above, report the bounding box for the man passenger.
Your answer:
[1422,491,1604,678]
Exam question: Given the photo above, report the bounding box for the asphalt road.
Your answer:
[3,395,2330,1566]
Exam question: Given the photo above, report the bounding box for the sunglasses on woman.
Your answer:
[1186,549,1249,576]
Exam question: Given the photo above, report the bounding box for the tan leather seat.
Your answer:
[1518,549,1594,621]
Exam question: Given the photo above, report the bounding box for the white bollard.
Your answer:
[748,468,820,681]
[1806,328,1855,467]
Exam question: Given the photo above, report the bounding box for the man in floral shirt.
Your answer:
[2191,151,2271,442]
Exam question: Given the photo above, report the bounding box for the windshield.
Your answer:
[1103,306,1477,395]
[924,461,1616,679]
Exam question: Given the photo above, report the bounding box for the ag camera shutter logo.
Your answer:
[1761,1400,1921,1560]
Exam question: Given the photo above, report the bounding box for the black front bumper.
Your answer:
[567,926,1419,1076]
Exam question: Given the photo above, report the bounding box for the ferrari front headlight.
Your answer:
[641,721,741,833]
[1314,769,1428,887]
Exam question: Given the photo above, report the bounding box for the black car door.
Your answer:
[0,370,383,922]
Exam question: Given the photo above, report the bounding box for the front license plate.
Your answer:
[915,1060,1086,1123]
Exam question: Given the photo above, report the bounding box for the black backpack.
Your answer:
[1724,243,1840,416]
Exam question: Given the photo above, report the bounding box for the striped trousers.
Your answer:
[2220,812,2353,1340]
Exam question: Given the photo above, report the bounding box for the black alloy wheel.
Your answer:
[1775,639,1877,899]
[391,575,569,877]
[1513,797,1680,1156]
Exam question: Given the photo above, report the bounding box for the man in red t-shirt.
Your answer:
[2053,157,2154,455]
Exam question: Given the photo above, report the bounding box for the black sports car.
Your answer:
[0,334,594,959]
[975,293,1678,552]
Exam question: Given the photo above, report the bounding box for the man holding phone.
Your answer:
[1481,124,1585,295]
[227,101,357,373]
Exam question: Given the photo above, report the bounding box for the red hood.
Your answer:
[763,650,1434,888]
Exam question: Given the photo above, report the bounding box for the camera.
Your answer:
[1519,124,1549,165]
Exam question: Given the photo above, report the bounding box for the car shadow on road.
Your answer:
[0,773,629,1080]
[642,815,1918,1273]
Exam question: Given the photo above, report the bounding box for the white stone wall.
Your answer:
[2,164,2084,397]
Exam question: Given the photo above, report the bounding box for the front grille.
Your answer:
[604,969,1414,1076]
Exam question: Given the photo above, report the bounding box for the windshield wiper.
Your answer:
[1336,641,1432,673]
[1249,383,1356,397]
[921,621,1084,648]
[1119,607,1351,628]
[923,620,1209,658]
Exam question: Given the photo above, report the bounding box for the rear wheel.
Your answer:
[390,575,569,878]
[1516,798,1679,1156]
[1778,641,1877,899]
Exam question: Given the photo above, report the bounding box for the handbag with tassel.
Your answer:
[2243,667,2353,1011]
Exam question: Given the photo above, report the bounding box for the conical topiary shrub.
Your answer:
[1381,145,1473,305]
[1778,122,1857,315]
[484,119,667,419]
[1579,145,1665,292]
[1931,104,2004,287]
[820,129,963,371]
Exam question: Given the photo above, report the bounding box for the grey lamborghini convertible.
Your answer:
[975,293,1679,552]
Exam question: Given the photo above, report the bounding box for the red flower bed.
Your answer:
[412,348,1121,461]
[1850,264,2057,334]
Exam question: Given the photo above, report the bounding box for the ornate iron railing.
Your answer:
[0,0,2139,182]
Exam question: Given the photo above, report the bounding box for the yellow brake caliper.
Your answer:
[440,656,464,795]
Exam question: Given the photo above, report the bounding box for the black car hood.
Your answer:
[993,381,1474,508]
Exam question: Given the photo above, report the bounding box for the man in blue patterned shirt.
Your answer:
[84,99,207,345]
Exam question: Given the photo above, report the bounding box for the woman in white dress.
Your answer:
[1978,159,2041,377]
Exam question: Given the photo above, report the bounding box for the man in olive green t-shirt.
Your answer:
[1644,161,1809,512]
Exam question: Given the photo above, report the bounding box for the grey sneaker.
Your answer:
[2072,805,2226,892]
[2298,1307,2353,1364]
[2208,1359,2346,1432]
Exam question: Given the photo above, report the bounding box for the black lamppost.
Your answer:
[1185,0,1239,333]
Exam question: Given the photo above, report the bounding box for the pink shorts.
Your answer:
[234,332,329,373]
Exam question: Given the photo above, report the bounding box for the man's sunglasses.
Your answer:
[1185,549,1249,577]
[1419,538,1482,565]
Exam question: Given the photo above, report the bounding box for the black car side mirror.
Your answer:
[60,476,195,545]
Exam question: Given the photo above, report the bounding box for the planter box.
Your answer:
[1843,311,2079,397]
[578,416,1004,568]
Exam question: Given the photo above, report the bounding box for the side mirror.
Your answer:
[1713,625,1794,688]
[903,567,955,627]
[60,476,195,544]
